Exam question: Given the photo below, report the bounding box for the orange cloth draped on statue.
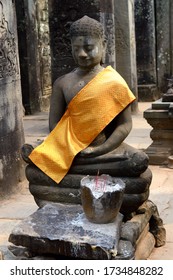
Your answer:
[29,66,136,183]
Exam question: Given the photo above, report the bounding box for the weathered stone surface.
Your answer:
[138,85,159,102]
[144,100,173,165]
[15,0,52,113]
[9,200,164,259]
[121,200,166,247]
[80,176,125,224]
[156,0,172,92]
[28,167,152,215]
[135,232,155,260]
[8,245,33,260]
[134,222,156,259]
[135,0,157,85]
[0,0,25,196]
[162,94,173,102]
[115,0,138,112]
[114,240,135,260]
[30,185,81,205]
[26,166,83,187]
[121,190,149,215]
[136,223,149,246]
[26,165,152,192]
[9,204,123,260]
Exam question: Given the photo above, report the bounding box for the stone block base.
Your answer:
[9,200,166,260]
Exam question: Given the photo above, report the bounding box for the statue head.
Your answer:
[69,16,105,39]
[69,16,106,67]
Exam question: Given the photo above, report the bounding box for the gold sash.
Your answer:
[29,66,135,183]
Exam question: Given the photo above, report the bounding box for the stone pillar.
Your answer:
[114,0,138,112]
[156,0,172,92]
[0,0,24,196]
[135,0,159,101]
[170,1,173,76]
[15,0,52,114]
[48,0,115,83]
[36,0,52,111]
[16,0,41,114]
[170,0,173,76]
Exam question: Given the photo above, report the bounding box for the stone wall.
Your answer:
[14,0,173,109]
[135,0,173,100]
[0,0,24,197]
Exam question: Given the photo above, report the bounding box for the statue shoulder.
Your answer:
[53,70,76,90]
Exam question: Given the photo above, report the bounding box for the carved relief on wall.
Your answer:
[100,14,115,66]
[0,1,18,80]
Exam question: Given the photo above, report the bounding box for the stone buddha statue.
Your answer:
[22,16,152,217]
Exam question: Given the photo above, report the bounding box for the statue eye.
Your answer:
[73,47,79,51]
[85,45,94,51]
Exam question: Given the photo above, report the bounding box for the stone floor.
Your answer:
[0,103,173,260]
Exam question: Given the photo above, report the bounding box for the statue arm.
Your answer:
[49,78,66,132]
[80,105,132,157]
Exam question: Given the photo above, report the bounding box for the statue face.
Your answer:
[71,36,105,68]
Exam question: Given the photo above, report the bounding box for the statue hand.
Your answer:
[79,147,96,157]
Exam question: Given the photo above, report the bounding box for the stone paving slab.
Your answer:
[0,220,21,235]
[148,242,173,260]
[0,201,37,220]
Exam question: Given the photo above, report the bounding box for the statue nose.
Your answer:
[78,49,87,58]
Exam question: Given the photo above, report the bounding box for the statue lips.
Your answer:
[78,58,91,67]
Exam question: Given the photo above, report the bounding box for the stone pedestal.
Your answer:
[26,165,152,216]
[144,99,173,164]
[9,201,166,260]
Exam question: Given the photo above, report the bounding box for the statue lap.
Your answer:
[24,141,152,217]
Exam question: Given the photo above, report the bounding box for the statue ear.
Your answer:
[101,40,107,64]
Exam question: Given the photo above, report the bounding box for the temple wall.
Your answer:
[0,0,24,197]
[14,0,173,111]
[135,0,173,100]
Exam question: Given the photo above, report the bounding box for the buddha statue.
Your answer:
[22,16,152,217]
